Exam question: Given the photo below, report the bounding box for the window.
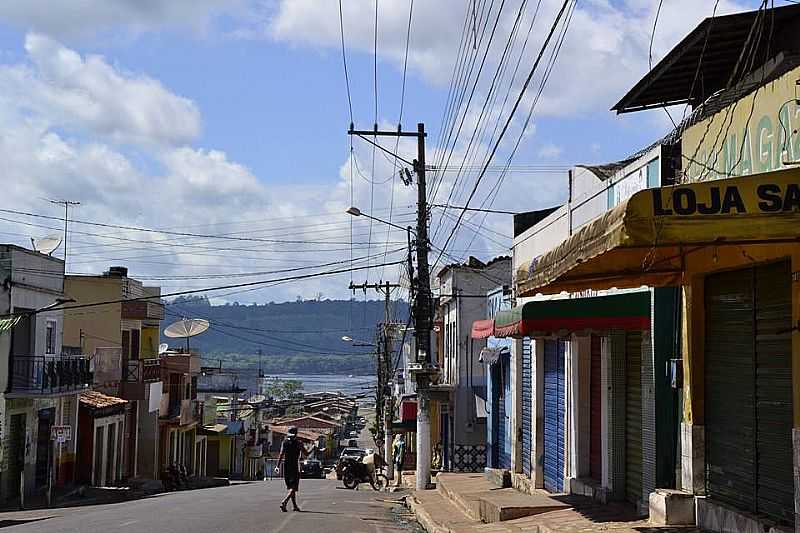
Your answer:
[45,320,56,354]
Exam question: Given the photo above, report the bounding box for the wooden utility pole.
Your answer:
[349,280,400,478]
[347,123,435,490]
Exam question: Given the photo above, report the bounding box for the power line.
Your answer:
[6,259,407,318]
[338,0,354,122]
[433,0,575,268]
[0,208,400,247]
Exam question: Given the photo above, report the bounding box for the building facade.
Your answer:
[0,245,91,502]
[436,256,511,472]
[63,266,164,481]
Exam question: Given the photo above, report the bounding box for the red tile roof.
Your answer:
[80,390,128,409]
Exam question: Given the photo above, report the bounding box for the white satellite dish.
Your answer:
[163,318,210,352]
[158,343,169,355]
[31,235,63,256]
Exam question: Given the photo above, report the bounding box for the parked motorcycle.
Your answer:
[162,463,189,491]
[339,456,388,490]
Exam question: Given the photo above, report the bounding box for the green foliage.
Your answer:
[263,378,302,400]
[164,297,408,375]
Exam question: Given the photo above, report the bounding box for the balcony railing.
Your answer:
[10,355,92,396]
[123,358,161,383]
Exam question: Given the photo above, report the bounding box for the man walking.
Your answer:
[275,427,310,512]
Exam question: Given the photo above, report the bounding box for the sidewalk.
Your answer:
[405,473,703,533]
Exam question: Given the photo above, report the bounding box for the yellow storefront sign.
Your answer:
[516,168,800,296]
[682,64,800,180]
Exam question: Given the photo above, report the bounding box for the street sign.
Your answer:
[52,425,71,444]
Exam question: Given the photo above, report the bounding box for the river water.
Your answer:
[233,369,375,399]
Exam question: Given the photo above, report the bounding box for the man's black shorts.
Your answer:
[284,472,299,491]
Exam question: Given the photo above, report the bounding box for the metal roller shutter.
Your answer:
[706,267,756,513]
[754,261,794,524]
[521,337,533,476]
[491,363,501,469]
[705,261,793,525]
[543,340,565,493]
[625,331,643,506]
[498,357,512,469]
[590,335,602,483]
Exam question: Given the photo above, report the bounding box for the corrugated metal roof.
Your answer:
[577,159,637,181]
[613,4,800,114]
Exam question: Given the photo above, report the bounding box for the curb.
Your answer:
[405,494,450,533]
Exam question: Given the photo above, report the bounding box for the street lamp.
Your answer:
[346,207,415,235]
[341,336,377,348]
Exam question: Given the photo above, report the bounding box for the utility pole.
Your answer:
[47,198,79,505]
[348,123,435,490]
[48,199,80,275]
[348,280,400,480]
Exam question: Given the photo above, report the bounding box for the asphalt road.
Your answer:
[0,480,421,533]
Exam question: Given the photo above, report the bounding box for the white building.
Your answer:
[436,256,511,472]
[0,244,91,502]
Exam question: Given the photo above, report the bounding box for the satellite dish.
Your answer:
[248,394,266,405]
[164,318,210,352]
[158,343,169,355]
[31,235,63,256]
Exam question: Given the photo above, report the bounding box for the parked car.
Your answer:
[335,447,366,479]
[349,430,358,438]
[300,459,325,479]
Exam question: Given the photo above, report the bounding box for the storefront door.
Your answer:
[625,331,643,506]
[521,338,532,476]
[543,339,565,493]
[590,335,602,484]
[499,356,512,469]
[705,260,793,525]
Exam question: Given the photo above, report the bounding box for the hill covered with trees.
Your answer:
[163,295,409,375]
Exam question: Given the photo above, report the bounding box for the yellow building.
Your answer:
[63,266,164,480]
[517,169,800,529]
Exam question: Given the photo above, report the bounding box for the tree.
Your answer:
[264,378,303,400]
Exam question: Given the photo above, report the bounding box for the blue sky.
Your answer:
[0,0,762,302]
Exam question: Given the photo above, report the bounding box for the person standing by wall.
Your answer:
[392,434,406,487]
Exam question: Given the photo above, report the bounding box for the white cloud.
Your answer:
[0,0,239,39]
[268,0,750,118]
[537,142,562,159]
[0,34,201,147]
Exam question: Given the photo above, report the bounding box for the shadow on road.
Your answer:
[0,517,52,529]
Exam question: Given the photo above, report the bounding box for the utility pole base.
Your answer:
[415,393,431,490]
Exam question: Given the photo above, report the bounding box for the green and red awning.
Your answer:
[493,291,650,338]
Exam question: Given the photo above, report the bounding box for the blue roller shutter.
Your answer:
[521,337,532,476]
[498,356,512,469]
[543,339,565,493]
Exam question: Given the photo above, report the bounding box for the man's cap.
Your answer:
[288,426,298,436]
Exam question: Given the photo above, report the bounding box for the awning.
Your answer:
[475,395,488,419]
[470,319,495,339]
[201,423,228,435]
[0,316,21,335]
[478,346,508,364]
[494,292,650,338]
[516,168,800,296]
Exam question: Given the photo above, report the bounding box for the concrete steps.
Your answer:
[436,473,569,524]
[407,473,705,533]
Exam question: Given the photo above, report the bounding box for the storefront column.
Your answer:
[680,280,705,495]
[567,335,590,487]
